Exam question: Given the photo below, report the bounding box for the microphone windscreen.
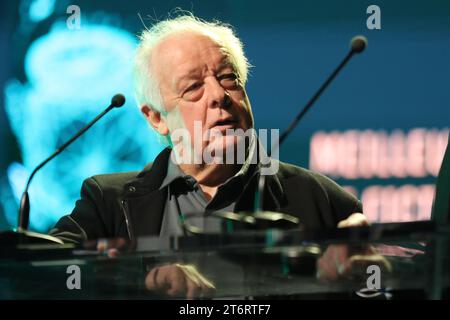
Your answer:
[111,93,126,107]
[350,36,368,53]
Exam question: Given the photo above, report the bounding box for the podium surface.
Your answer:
[1,221,449,300]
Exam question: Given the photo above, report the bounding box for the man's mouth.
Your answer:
[210,119,238,131]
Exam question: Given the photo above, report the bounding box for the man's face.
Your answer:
[148,32,254,163]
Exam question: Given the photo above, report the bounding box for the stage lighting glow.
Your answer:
[2,21,163,232]
[28,0,56,22]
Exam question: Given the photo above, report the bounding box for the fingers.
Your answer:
[165,267,188,297]
[317,255,393,283]
[185,277,201,300]
[95,238,130,257]
[145,266,158,290]
[317,214,390,283]
[177,264,216,291]
[316,245,349,281]
[106,248,119,258]
[347,254,393,274]
[337,213,369,228]
[145,264,216,299]
[316,252,339,281]
[316,243,392,282]
[145,266,170,292]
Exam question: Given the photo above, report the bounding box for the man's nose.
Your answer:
[207,78,232,109]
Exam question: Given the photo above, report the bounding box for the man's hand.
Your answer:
[145,263,216,299]
[337,212,368,228]
[95,238,130,257]
[316,213,392,282]
[82,238,135,258]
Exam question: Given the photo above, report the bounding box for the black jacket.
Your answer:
[50,148,362,243]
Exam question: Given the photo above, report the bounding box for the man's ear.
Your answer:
[140,105,169,136]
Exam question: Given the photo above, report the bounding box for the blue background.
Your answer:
[0,0,449,232]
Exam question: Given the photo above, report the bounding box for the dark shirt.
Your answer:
[159,137,260,237]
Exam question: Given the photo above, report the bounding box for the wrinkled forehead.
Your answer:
[150,32,235,86]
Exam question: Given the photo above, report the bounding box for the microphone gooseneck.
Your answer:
[17,94,126,232]
[255,36,368,212]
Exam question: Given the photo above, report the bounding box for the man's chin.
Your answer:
[202,136,247,165]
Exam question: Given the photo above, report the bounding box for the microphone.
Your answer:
[255,36,368,212]
[6,93,126,244]
[350,35,367,53]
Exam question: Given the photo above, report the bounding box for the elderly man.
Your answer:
[50,14,372,298]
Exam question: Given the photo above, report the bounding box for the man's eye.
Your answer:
[184,82,202,93]
[182,82,204,101]
[218,73,240,88]
[219,73,237,81]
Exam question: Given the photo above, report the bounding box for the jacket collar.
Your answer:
[123,147,172,197]
[119,148,171,238]
[120,147,286,238]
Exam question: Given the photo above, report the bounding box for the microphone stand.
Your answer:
[0,94,126,246]
[255,36,368,212]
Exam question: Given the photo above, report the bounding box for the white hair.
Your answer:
[134,13,251,146]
